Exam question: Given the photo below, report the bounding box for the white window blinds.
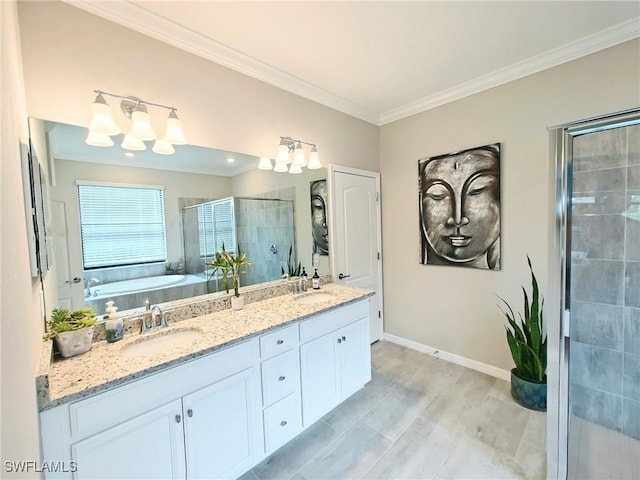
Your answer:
[77,183,168,269]
[197,198,235,257]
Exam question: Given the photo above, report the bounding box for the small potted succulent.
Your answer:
[207,243,254,310]
[43,306,97,358]
[498,256,547,411]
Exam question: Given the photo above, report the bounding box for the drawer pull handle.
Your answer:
[175,414,182,423]
[279,376,286,381]
[280,420,287,427]
[342,336,346,341]
[337,338,342,344]
[276,339,284,345]
[187,409,193,418]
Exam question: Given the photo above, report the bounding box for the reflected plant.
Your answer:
[281,245,301,278]
[206,243,254,297]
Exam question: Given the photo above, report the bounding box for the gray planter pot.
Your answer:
[55,326,94,358]
[510,368,546,411]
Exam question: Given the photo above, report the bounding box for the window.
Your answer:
[77,183,167,269]
[197,198,235,257]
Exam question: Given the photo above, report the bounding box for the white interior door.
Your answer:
[328,165,383,342]
[51,200,84,309]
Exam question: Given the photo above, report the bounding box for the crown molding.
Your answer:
[64,2,638,127]
[63,0,379,125]
[379,17,640,125]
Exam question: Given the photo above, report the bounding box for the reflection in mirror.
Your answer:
[33,119,327,316]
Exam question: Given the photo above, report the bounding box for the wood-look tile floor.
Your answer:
[243,341,547,480]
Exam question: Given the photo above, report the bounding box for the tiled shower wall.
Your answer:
[569,123,640,439]
[236,197,295,286]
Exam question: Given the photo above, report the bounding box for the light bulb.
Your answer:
[88,93,119,136]
[289,163,303,174]
[164,110,187,145]
[258,157,273,170]
[293,142,306,166]
[277,140,291,164]
[274,160,288,173]
[128,107,156,141]
[152,139,175,155]
[307,146,322,169]
[85,130,114,147]
[121,134,146,151]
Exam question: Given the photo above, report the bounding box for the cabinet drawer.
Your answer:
[260,324,298,359]
[263,392,302,453]
[299,300,368,344]
[261,350,300,407]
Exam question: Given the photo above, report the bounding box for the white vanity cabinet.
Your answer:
[40,339,262,480]
[300,300,371,426]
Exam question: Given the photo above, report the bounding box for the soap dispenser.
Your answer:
[301,267,308,291]
[312,269,320,290]
[104,300,123,343]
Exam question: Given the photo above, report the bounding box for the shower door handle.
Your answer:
[563,310,571,339]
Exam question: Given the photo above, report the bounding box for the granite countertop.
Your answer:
[36,283,373,411]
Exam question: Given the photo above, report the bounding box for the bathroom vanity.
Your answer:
[37,284,372,479]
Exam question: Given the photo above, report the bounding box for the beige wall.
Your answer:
[17,1,379,171]
[0,0,45,474]
[379,39,640,371]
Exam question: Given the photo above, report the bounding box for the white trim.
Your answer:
[380,17,640,125]
[383,332,511,382]
[63,0,378,125]
[75,180,165,190]
[64,2,638,126]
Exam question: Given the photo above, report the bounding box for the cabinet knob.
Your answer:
[276,339,284,345]
[279,376,286,381]
[175,414,182,423]
[280,420,287,427]
[342,336,346,341]
[187,409,193,418]
[337,338,342,344]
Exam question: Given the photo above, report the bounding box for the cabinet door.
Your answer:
[71,400,185,480]
[300,331,341,426]
[339,318,372,399]
[182,367,261,480]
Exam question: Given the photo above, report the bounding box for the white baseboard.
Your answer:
[382,333,511,382]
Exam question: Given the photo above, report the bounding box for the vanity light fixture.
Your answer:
[85,90,187,155]
[266,136,322,174]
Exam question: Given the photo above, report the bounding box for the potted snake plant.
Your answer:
[206,243,254,310]
[43,306,97,358]
[498,256,547,411]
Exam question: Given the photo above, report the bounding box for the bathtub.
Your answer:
[95,275,186,297]
[88,274,207,315]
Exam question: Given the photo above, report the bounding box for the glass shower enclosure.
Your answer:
[551,110,640,479]
[182,196,295,293]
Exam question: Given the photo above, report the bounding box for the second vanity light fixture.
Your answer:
[85,90,187,155]
[258,136,322,173]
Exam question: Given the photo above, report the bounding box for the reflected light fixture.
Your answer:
[263,136,322,173]
[85,90,187,155]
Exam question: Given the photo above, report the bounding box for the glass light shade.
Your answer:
[288,163,303,174]
[152,139,175,155]
[121,134,146,151]
[89,96,120,136]
[164,111,187,145]
[274,161,288,173]
[129,110,156,141]
[277,144,291,164]
[307,147,322,169]
[257,157,273,170]
[293,142,306,166]
[85,130,114,147]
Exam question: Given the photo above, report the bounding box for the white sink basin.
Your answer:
[121,329,202,357]
[294,292,334,304]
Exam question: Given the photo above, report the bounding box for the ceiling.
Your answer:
[67,1,639,125]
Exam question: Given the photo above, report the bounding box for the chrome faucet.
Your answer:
[141,305,169,333]
[84,278,100,298]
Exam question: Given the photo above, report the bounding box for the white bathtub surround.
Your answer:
[36,279,366,410]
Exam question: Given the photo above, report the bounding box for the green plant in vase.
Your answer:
[43,306,97,358]
[281,245,301,278]
[206,244,253,309]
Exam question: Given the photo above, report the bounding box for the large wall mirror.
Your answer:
[29,118,328,316]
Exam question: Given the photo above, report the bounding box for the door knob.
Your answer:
[65,277,82,284]
[187,409,193,418]
[338,273,350,280]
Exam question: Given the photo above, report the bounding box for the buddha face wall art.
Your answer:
[418,143,501,270]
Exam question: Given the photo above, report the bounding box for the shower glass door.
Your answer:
[564,115,640,479]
